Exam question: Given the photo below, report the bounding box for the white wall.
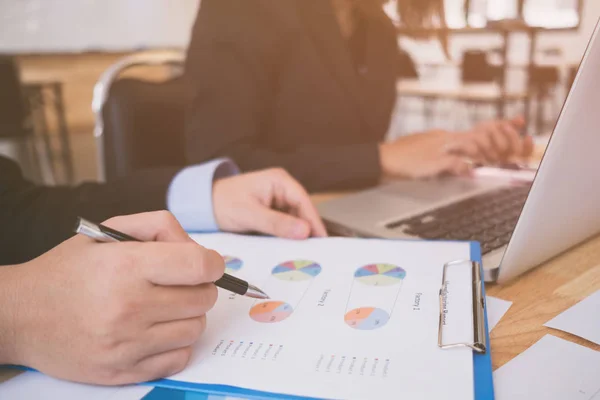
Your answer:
[2,0,598,62]
[0,0,200,53]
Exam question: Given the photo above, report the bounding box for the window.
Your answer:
[523,0,580,29]
[442,0,582,29]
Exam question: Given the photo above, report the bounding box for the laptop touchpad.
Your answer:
[379,178,483,203]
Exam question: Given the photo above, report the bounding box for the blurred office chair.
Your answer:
[461,51,497,84]
[0,55,45,181]
[92,51,187,182]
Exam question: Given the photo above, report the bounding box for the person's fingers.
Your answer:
[271,170,328,237]
[493,120,524,158]
[498,121,523,158]
[469,130,499,163]
[443,156,474,176]
[251,205,312,239]
[446,135,485,163]
[426,154,472,177]
[124,346,193,384]
[487,124,510,157]
[149,284,218,322]
[296,204,328,238]
[140,316,207,358]
[511,115,526,129]
[134,242,225,286]
[521,135,534,158]
[102,211,192,243]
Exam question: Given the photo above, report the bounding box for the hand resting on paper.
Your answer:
[213,168,327,239]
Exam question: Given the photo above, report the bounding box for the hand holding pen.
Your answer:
[75,217,269,299]
[16,212,247,385]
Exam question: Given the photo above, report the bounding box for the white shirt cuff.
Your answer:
[167,158,239,232]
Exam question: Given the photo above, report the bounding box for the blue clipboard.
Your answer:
[471,242,495,400]
[143,241,494,400]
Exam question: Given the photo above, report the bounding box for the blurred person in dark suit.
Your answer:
[184,0,532,192]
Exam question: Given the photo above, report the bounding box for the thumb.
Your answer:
[253,207,311,239]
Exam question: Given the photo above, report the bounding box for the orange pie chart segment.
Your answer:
[250,301,294,323]
[344,307,390,330]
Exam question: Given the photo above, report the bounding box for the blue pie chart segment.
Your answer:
[345,307,390,330]
[223,256,243,272]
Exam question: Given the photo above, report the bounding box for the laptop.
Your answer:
[318,20,600,284]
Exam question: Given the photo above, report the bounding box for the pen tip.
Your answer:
[247,285,270,299]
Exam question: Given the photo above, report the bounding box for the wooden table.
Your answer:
[486,235,600,369]
[2,195,599,382]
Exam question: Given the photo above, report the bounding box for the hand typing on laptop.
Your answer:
[378,116,533,180]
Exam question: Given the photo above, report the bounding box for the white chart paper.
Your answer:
[166,234,477,400]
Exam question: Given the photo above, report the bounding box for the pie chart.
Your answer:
[250,301,293,323]
[271,260,322,281]
[354,264,406,286]
[344,307,390,330]
[223,255,243,272]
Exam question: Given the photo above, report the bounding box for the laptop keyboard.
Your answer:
[386,185,530,255]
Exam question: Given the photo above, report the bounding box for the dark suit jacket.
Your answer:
[0,156,178,265]
[184,0,399,192]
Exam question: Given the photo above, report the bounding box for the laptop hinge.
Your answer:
[483,265,500,282]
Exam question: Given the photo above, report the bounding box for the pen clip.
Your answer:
[74,217,119,242]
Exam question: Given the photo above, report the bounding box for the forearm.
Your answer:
[223,141,383,192]
[0,265,26,365]
[0,168,178,265]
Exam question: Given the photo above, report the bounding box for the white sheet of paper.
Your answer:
[485,297,512,331]
[494,335,600,400]
[167,234,476,400]
[544,290,600,345]
[0,372,152,400]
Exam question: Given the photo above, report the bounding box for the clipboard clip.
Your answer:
[438,259,487,354]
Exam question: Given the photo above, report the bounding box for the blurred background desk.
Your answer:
[21,71,74,184]
[396,79,528,132]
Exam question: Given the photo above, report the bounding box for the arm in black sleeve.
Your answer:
[184,0,382,193]
[0,156,179,265]
[219,140,381,193]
